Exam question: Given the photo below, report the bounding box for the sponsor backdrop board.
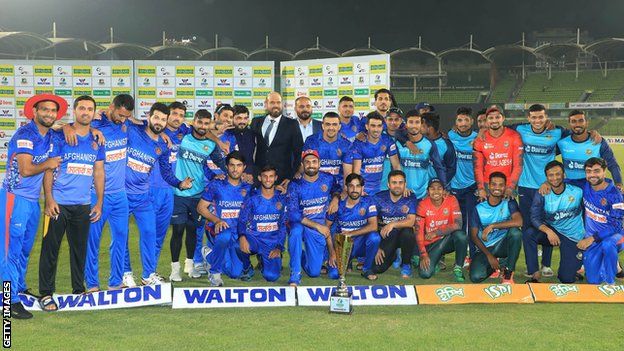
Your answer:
[416,284,534,304]
[0,60,133,181]
[280,54,390,120]
[529,283,624,303]
[133,60,274,120]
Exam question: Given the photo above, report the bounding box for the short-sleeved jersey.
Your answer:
[303,132,353,186]
[557,136,622,184]
[201,178,252,228]
[326,195,377,232]
[448,130,477,190]
[530,184,585,242]
[581,179,624,240]
[149,124,190,189]
[50,132,105,205]
[2,121,57,200]
[237,192,288,249]
[473,127,523,189]
[350,134,397,195]
[90,113,129,194]
[374,190,417,227]
[471,199,520,247]
[395,136,445,199]
[416,195,462,251]
[287,172,339,225]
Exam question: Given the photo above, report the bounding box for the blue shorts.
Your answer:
[171,195,203,226]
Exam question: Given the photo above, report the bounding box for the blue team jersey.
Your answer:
[515,124,562,189]
[91,114,128,194]
[149,124,190,189]
[396,136,445,199]
[238,192,287,249]
[326,195,377,232]
[448,130,477,190]
[50,132,105,205]
[125,124,178,195]
[530,184,585,242]
[380,132,398,192]
[351,134,397,195]
[472,199,520,247]
[206,131,238,177]
[428,136,456,185]
[2,121,57,200]
[174,133,224,197]
[373,190,417,226]
[581,179,624,240]
[340,116,362,142]
[201,178,252,228]
[303,132,353,186]
[557,136,622,183]
[287,172,339,225]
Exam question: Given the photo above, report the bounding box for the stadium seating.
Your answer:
[394,89,484,104]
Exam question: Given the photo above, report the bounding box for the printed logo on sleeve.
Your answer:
[17,139,33,149]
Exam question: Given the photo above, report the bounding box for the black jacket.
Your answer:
[251,115,304,181]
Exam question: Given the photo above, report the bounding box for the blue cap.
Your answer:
[415,102,435,112]
[428,178,443,188]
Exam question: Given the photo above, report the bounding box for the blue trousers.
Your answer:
[194,225,211,264]
[85,191,129,288]
[288,222,327,283]
[451,184,477,258]
[0,190,40,303]
[150,187,174,264]
[584,234,624,284]
[207,228,243,278]
[519,186,552,269]
[525,227,582,283]
[328,231,381,279]
[237,234,282,282]
[124,192,157,280]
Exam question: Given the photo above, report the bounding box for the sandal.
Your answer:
[39,295,58,312]
[361,271,378,281]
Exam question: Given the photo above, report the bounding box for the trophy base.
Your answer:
[329,293,352,314]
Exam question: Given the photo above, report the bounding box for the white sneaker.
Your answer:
[122,272,137,287]
[196,262,208,276]
[541,266,554,277]
[184,258,194,274]
[169,262,182,282]
[142,273,165,285]
[209,273,224,287]
[201,246,213,262]
[189,264,202,278]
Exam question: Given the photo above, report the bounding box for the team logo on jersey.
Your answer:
[359,208,366,216]
[568,196,575,203]
[585,149,592,155]
[121,124,127,133]
[336,148,342,157]
[276,201,283,211]
[401,205,409,214]
[601,198,607,206]
[321,184,328,192]
[443,208,449,215]
[177,133,183,140]
[380,145,387,152]
[155,147,162,155]
[503,141,509,148]
[203,145,209,151]
[91,141,98,151]
[351,125,357,132]
[240,189,247,197]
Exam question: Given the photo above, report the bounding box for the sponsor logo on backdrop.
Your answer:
[20,284,172,311]
[172,287,297,308]
[297,285,417,306]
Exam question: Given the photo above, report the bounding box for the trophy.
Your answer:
[330,233,354,314]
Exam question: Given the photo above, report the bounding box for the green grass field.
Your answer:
[10,146,624,351]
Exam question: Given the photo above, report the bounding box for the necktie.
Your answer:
[263,119,275,145]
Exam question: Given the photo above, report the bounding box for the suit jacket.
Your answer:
[251,115,304,181]
[311,119,322,135]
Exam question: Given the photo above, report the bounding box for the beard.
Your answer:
[298,112,311,120]
[148,123,164,134]
[304,167,318,177]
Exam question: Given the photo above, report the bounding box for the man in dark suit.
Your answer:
[294,96,322,142]
[251,92,304,189]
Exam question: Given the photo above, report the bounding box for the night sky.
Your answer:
[1,0,622,52]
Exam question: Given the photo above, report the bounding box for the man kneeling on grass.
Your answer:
[415,178,467,282]
[469,172,523,284]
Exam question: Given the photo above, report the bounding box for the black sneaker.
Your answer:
[616,262,624,278]
[10,302,33,319]
[575,273,584,281]
[525,278,539,284]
